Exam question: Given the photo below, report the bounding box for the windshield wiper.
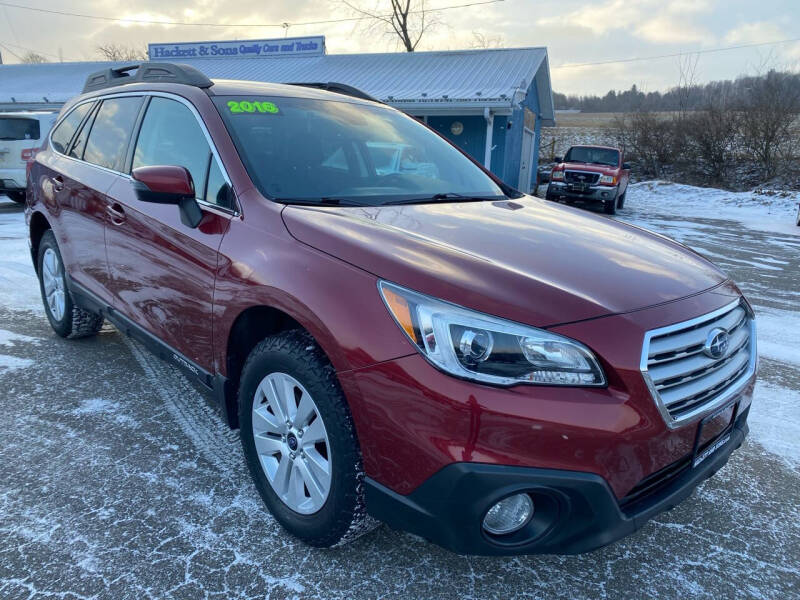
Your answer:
[381,192,502,206]
[275,197,365,207]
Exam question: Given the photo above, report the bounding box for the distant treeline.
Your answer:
[554,70,800,113]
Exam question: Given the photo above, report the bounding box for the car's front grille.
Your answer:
[564,170,600,184]
[641,300,756,428]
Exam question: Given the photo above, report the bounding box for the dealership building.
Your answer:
[0,36,554,192]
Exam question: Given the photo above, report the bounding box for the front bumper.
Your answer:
[366,407,749,555]
[548,181,617,202]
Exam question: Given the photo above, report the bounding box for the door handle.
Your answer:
[106,202,126,225]
[52,175,64,192]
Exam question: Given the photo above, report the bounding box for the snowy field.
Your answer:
[1,184,799,599]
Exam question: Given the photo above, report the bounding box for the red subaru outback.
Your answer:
[26,64,756,555]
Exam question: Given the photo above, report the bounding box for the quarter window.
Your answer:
[204,156,231,208]
[133,97,213,200]
[83,97,142,171]
[50,102,94,154]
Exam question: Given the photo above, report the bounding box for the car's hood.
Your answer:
[560,162,619,174]
[281,197,728,327]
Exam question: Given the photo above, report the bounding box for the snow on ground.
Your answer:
[748,381,800,467]
[753,305,800,367]
[0,196,43,313]
[0,328,41,347]
[0,354,34,373]
[627,180,799,235]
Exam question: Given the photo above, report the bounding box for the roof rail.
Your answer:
[288,82,380,103]
[82,63,213,93]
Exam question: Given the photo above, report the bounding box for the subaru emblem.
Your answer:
[703,328,730,359]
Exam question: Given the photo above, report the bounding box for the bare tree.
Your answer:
[96,44,148,62]
[341,0,435,52]
[470,30,505,49]
[614,111,676,177]
[670,53,700,158]
[738,69,800,176]
[675,54,700,118]
[20,51,48,64]
[684,94,741,181]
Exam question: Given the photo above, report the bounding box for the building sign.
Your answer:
[148,36,325,60]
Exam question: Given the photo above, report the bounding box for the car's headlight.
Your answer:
[599,174,617,184]
[551,169,564,181]
[379,281,606,387]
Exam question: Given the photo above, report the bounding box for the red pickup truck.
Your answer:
[546,145,631,214]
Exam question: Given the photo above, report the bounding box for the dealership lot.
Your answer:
[1,186,799,599]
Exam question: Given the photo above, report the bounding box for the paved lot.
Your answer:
[1,186,798,599]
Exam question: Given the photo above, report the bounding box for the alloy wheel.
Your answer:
[251,372,332,514]
[42,248,66,322]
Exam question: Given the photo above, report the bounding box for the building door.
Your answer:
[518,127,535,193]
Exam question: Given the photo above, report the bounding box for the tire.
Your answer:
[603,199,617,215]
[37,230,104,339]
[616,191,626,209]
[7,191,25,204]
[238,329,374,547]
[545,186,557,201]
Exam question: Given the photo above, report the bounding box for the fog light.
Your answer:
[482,494,534,535]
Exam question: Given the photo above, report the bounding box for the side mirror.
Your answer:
[554,156,563,163]
[622,162,631,170]
[132,165,203,228]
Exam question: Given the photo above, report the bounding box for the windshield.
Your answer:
[0,117,40,141]
[564,146,619,167]
[213,96,505,205]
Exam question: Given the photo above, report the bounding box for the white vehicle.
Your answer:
[0,111,57,203]
[365,142,439,178]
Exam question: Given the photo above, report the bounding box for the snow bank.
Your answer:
[627,181,799,235]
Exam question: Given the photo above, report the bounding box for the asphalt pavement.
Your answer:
[1,193,798,600]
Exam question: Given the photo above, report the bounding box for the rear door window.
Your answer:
[84,97,142,171]
[0,117,40,141]
[50,103,94,154]
[132,97,212,199]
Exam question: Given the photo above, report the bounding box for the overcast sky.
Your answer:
[1,0,798,96]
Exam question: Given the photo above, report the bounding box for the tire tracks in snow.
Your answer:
[124,337,243,478]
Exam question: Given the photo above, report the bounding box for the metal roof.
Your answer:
[0,47,553,120]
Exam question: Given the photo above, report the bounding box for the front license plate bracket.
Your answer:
[692,400,739,468]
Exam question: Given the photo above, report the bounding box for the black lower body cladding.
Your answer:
[366,409,749,555]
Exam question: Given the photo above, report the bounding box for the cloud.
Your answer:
[635,17,711,44]
[537,0,637,36]
[537,0,714,44]
[723,21,786,45]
